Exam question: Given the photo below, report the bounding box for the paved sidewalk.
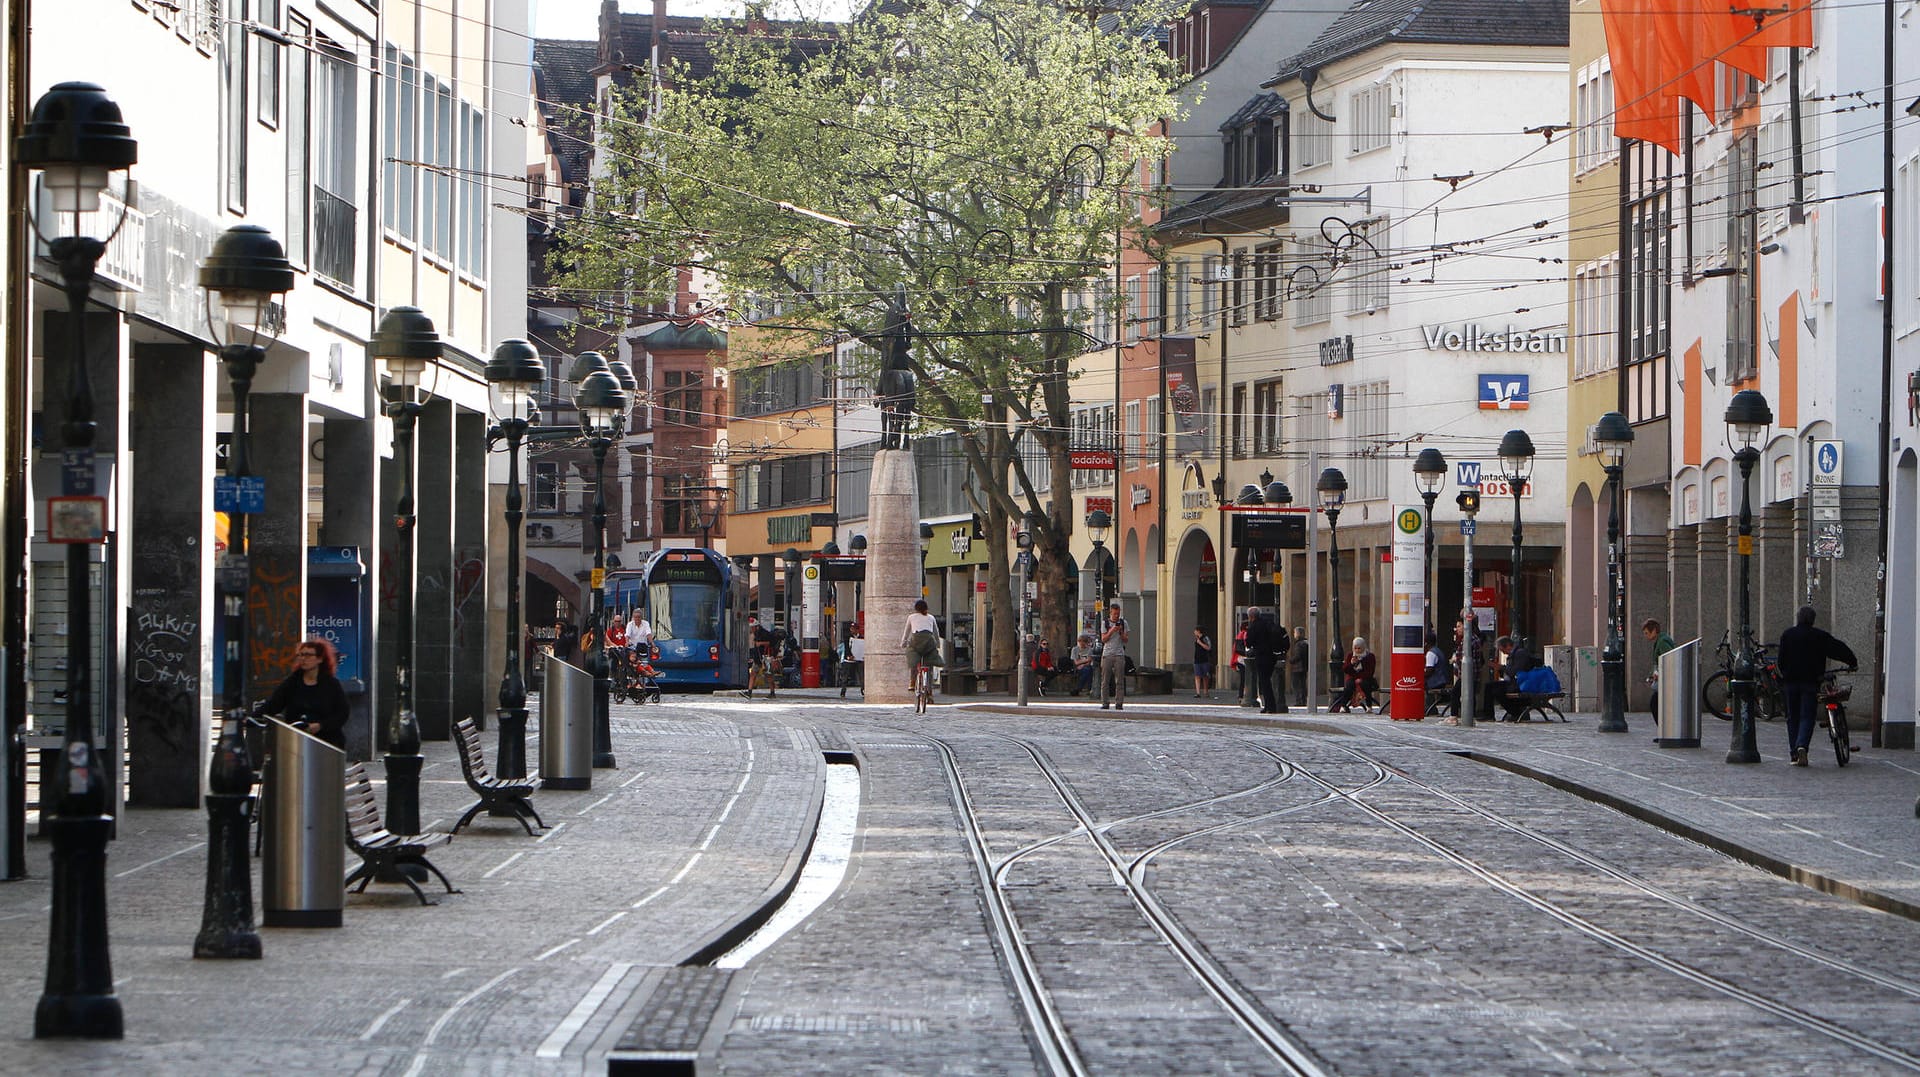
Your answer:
[0,705,826,1073]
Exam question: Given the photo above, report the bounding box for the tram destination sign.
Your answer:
[1232,513,1306,550]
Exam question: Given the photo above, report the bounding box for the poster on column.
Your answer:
[1389,506,1427,720]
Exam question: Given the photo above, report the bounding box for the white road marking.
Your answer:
[620,770,648,788]
[115,841,206,878]
[536,938,580,961]
[536,821,568,843]
[577,793,615,815]
[359,998,412,1040]
[422,967,520,1045]
[482,852,525,879]
[630,886,670,909]
[587,911,626,935]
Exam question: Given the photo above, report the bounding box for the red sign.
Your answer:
[1086,496,1114,515]
[1071,449,1116,470]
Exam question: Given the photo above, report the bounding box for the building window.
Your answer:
[1199,255,1220,328]
[1294,233,1332,326]
[661,474,703,535]
[1346,381,1389,500]
[1899,153,1920,336]
[1126,275,1142,342]
[314,37,358,288]
[459,101,486,275]
[1172,259,1191,331]
[1347,218,1389,314]
[732,453,832,512]
[735,359,829,418]
[1125,400,1142,458]
[382,46,417,240]
[1252,243,1283,322]
[1576,59,1616,173]
[256,0,282,127]
[531,461,560,513]
[1142,267,1162,337]
[1348,84,1390,155]
[1230,383,1247,459]
[1294,107,1333,170]
[1252,379,1283,456]
[223,6,248,212]
[1630,189,1670,364]
[1724,135,1757,383]
[1573,256,1617,380]
[662,369,704,425]
[422,75,454,258]
[283,11,309,268]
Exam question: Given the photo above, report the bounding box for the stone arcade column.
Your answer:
[1754,502,1796,645]
[1625,490,1671,710]
[322,413,380,761]
[125,342,214,806]
[413,398,456,741]
[245,393,309,704]
[864,450,921,705]
[1697,518,1730,648]
[450,409,488,730]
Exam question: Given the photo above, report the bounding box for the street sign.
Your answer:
[1014,550,1034,571]
[1232,513,1307,549]
[213,475,266,515]
[60,448,95,494]
[1460,518,1476,536]
[1812,440,1842,486]
[1455,461,1481,488]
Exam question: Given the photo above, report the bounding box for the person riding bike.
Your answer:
[1777,604,1856,766]
[901,599,943,689]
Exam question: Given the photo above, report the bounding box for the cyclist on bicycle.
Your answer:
[1777,605,1856,767]
[901,599,943,689]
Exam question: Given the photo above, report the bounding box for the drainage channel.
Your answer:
[711,760,861,968]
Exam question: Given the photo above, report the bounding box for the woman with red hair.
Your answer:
[263,637,351,750]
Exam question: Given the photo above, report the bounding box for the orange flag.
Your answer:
[1652,0,1716,115]
[1700,4,1769,80]
[1601,0,1681,153]
[1746,0,1815,51]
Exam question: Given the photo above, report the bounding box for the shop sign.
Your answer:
[1071,449,1116,470]
[1319,335,1353,365]
[1421,324,1568,353]
[1476,374,1530,410]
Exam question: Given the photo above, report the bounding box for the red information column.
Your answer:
[1389,506,1428,720]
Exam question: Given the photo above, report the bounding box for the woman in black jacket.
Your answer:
[262,637,351,750]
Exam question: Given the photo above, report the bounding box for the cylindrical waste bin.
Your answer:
[541,656,593,790]
[262,719,345,927]
[1655,638,1701,748]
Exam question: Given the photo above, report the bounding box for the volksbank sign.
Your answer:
[1421,324,1567,354]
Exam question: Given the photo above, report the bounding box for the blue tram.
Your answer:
[610,548,749,691]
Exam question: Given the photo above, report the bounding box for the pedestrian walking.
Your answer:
[1245,608,1286,714]
[1776,605,1857,766]
[1233,610,1256,707]
[1641,618,1675,716]
[1191,626,1214,698]
[553,619,579,665]
[1099,604,1130,710]
[1288,627,1309,707]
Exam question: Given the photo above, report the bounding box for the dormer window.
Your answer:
[1221,117,1281,187]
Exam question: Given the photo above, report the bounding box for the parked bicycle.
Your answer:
[1702,630,1784,722]
[1820,663,1856,766]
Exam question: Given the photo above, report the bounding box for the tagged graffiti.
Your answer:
[247,555,302,689]
[130,609,199,693]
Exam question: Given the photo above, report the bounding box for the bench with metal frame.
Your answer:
[1500,691,1567,723]
[344,762,459,906]
[450,716,545,836]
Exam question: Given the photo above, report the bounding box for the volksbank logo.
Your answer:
[1422,324,1567,354]
[1477,374,1530,410]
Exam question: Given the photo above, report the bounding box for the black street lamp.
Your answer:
[486,340,547,779]
[1594,412,1635,734]
[193,223,293,961]
[783,547,802,670]
[373,307,441,838]
[21,80,136,1042]
[1085,508,1111,615]
[1413,448,1448,636]
[572,354,629,768]
[1497,429,1536,647]
[1015,515,1035,707]
[1317,468,1348,703]
[1725,390,1773,764]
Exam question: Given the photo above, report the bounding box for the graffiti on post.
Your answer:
[247,554,302,694]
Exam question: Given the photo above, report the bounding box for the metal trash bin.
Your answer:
[261,719,345,927]
[541,657,593,791]
[1655,638,1701,748]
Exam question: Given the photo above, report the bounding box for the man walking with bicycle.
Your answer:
[1777,605,1856,767]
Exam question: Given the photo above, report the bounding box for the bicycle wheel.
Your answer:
[1830,706,1851,766]
[1757,678,1785,722]
[1701,671,1732,720]
[914,668,929,714]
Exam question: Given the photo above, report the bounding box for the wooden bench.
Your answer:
[344,762,459,906]
[1500,690,1568,723]
[451,717,545,837]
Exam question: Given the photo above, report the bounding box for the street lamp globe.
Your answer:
[1236,484,1264,506]
[199,224,294,346]
[568,350,610,383]
[1724,389,1773,452]
[918,521,934,553]
[1594,411,1634,468]
[1497,429,1536,486]
[822,540,841,556]
[374,305,441,390]
[1412,448,1449,497]
[574,369,627,435]
[1263,480,1293,507]
[850,534,868,554]
[18,81,137,220]
[1316,467,1348,509]
[1085,508,1111,546]
[485,339,546,423]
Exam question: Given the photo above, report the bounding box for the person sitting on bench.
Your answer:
[1330,637,1379,713]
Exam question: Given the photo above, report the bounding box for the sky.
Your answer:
[533,0,856,40]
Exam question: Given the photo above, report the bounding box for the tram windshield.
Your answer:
[649,581,721,642]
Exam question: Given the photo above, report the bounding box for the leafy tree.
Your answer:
[557,0,1187,668]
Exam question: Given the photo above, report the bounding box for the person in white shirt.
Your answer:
[901,599,942,688]
[627,610,653,655]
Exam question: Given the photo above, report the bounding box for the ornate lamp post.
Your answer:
[1015,515,1035,707]
[1724,390,1773,764]
[1594,413,1635,734]
[1413,448,1448,636]
[1497,429,1536,647]
[572,355,629,768]
[1085,508,1111,617]
[485,341,546,779]
[22,80,136,1041]
[1317,467,1348,700]
[193,224,294,961]
[373,307,441,838]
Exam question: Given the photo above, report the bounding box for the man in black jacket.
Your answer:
[1777,605,1857,766]
[1245,608,1287,714]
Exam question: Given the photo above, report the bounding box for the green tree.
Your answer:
[556,0,1187,669]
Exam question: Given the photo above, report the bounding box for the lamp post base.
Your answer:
[495,705,528,781]
[35,813,123,1040]
[1597,648,1629,733]
[193,792,261,960]
[1726,691,1763,764]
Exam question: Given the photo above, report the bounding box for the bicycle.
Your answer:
[1820,664,1856,766]
[1702,630,1784,722]
[913,661,934,714]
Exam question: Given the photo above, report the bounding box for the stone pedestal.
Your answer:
[864,450,921,705]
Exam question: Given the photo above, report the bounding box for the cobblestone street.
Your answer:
[6,693,1920,1074]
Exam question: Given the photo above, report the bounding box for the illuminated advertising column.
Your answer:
[1390,506,1427,720]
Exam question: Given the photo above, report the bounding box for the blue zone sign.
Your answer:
[1477,374,1530,411]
